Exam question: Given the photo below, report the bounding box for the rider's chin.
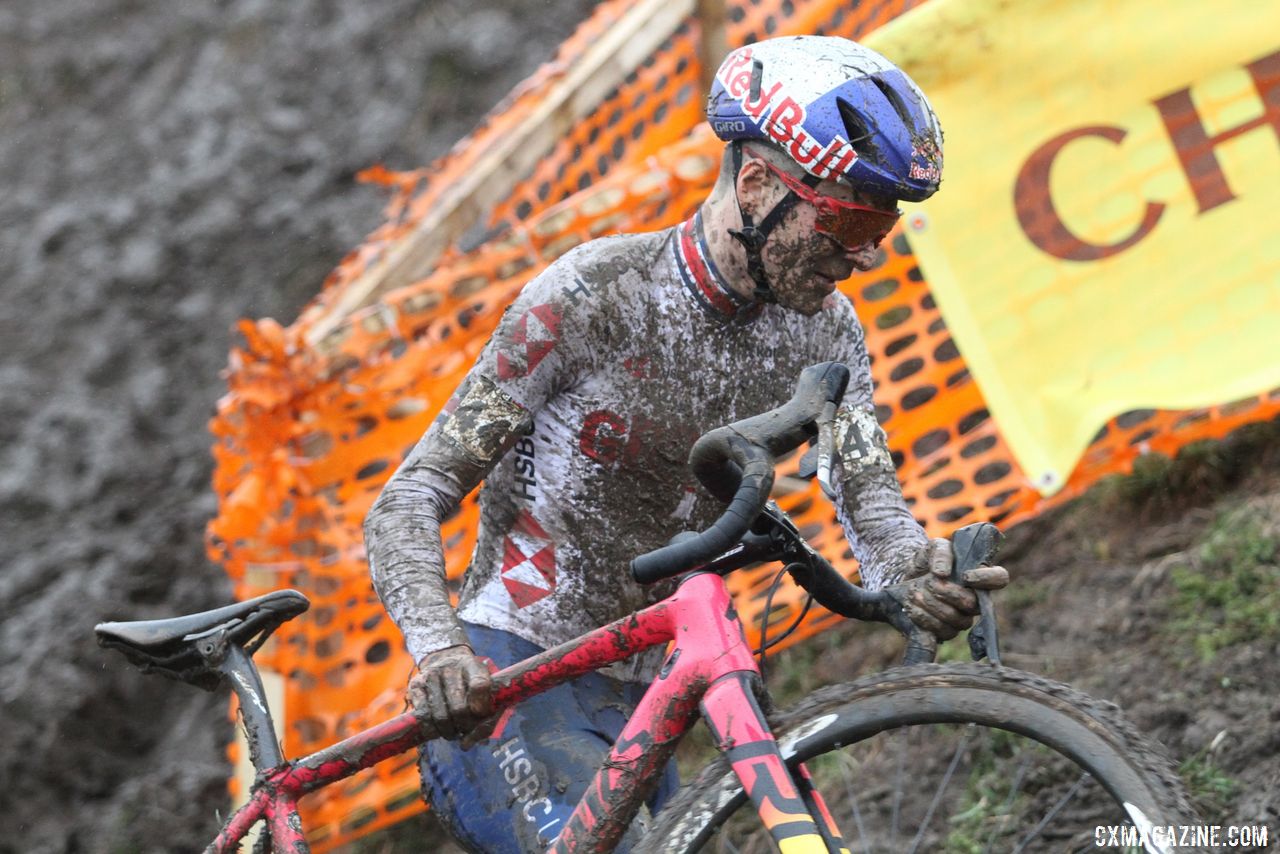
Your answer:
[780,287,827,316]
[812,272,840,296]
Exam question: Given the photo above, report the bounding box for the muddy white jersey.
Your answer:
[365,216,927,682]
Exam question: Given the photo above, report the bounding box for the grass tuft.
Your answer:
[1092,417,1280,518]
[1178,752,1239,817]
[1167,500,1280,662]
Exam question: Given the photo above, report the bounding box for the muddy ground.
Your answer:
[0,2,595,851]
[2,1,1277,853]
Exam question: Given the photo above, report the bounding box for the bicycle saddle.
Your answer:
[94,589,309,690]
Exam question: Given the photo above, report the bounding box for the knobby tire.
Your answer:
[638,663,1200,854]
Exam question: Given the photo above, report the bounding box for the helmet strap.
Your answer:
[726,141,803,304]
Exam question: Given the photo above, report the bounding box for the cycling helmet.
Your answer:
[707,36,943,201]
[706,37,944,304]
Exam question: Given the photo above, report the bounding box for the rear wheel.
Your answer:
[639,663,1198,854]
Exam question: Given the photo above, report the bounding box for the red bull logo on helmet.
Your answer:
[910,161,941,182]
[717,47,858,181]
[910,140,942,183]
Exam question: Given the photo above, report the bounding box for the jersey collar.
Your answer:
[674,212,763,325]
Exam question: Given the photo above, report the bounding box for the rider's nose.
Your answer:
[846,243,879,269]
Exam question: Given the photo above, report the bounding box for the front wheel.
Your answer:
[639,663,1199,854]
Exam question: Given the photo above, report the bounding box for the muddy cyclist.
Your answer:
[363,35,1009,853]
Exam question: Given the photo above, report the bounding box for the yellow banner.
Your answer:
[869,0,1280,494]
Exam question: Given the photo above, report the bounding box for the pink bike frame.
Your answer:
[210,570,847,853]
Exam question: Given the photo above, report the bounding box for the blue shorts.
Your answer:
[421,622,680,853]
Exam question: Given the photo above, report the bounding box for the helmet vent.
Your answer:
[870,74,913,129]
[836,98,877,159]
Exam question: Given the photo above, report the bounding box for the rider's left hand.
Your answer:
[884,538,1009,641]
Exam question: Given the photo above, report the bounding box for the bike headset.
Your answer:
[705,36,945,303]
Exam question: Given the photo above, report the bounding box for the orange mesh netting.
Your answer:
[206,0,1280,847]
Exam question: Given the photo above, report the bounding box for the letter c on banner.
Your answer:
[1013,125,1166,261]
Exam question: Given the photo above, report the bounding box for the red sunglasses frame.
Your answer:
[757,158,901,249]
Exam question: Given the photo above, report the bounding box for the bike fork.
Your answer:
[701,672,850,854]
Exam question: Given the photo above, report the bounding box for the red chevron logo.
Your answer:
[497,303,562,380]
[500,509,556,607]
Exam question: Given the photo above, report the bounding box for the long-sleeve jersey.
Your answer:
[364,215,928,682]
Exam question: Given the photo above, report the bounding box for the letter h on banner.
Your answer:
[1155,49,1280,214]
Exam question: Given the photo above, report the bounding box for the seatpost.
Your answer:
[215,642,285,771]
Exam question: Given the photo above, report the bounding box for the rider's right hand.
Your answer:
[882,538,1009,642]
[409,644,495,745]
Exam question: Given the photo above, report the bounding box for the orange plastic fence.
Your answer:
[206,0,1280,848]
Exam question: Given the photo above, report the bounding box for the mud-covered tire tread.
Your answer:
[639,662,1199,853]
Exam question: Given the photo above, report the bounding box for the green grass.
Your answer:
[936,630,976,664]
[999,580,1050,612]
[1092,442,1222,517]
[1091,417,1280,517]
[942,732,1017,853]
[1167,501,1280,662]
[1179,752,1239,817]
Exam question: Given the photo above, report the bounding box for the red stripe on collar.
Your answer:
[677,218,743,319]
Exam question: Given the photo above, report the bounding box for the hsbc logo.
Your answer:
[501,509,556,608]
[497,303,563,380]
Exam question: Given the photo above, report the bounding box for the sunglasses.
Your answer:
[757,159,901,250]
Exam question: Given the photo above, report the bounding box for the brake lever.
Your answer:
[950,523,1005,665]
[815,401,839,500]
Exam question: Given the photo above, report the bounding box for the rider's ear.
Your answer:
[735,157,773,218]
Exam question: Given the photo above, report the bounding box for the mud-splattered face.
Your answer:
[741,152,892,316]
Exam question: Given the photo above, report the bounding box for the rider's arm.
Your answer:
[824,305,929,591]
[363,258,596,665]
[364,373,532,662]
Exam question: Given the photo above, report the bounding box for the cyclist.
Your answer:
[365,35,1008,853]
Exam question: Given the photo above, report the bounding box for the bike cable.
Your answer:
[755,563,815,684]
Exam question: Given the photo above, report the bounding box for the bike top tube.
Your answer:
[491,570,759,708]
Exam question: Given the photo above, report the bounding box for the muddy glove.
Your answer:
[408,644,496,747]
[884,538,1009,641]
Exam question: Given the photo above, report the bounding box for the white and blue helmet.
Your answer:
[707,36,944,202]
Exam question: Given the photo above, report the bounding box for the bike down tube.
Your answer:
[701,673,846,854]
[550,571,768,853]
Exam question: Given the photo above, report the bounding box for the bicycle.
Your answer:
[96,363,1197,853]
